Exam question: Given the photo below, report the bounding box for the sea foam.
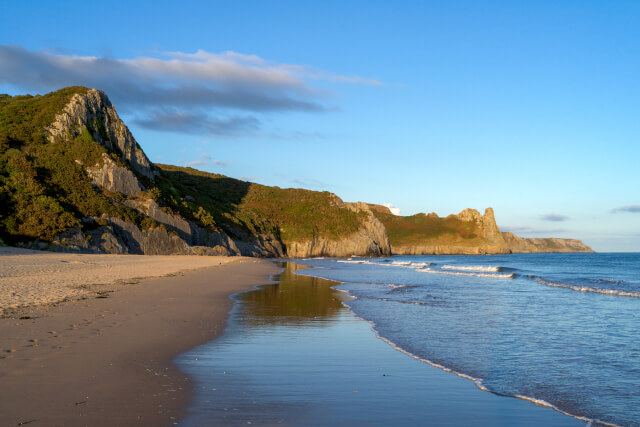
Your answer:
[416,267,514,279]
[442,264,502,272]
[533,278,640,298]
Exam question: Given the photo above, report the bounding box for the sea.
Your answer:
[179,253,639,426]
[296,253,640,426]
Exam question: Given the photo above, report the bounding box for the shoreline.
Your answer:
[296,265,598,426]
[178,261,583,426]
[0,252,279,426]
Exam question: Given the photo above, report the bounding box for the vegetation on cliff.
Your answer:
[369,204,485,246]
[0,87,368,252]
[0,86,592,255]
[155,164,365,245]
[0,88,153,245]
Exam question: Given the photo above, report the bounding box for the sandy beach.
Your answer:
[0,248,279,426]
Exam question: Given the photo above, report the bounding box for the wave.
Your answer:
[409,262,432,268]
[390,261,433,268]
[337,259,433,270]
[337,259,377,265]
[532,277,640,298]
[416,267,515,279]
[442,264,502,272]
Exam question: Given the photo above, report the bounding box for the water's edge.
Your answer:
[293,265,614,427]
[177,260,593,425]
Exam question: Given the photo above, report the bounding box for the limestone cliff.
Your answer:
[37,88,389,257]
[45,88,155,179]
[86,154,145,196]
[502,232,594,253]
[371,205,593,254]
[285,202,391,258]
[2,86,592,257]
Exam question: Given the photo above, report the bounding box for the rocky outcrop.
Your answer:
[386,207,593,255]
[87,154,145,196]
[50,225,128,254]
[46,89,155,179]
[457,208,503,244]
[122,198,262,255]
[103,216,191,255]
[502,232,594,253]
[285,202,391,258]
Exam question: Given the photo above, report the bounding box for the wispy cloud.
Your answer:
[611,205,640,213]
[199,153,212,160]
[0,45,380,136]
[540,213,569,222]
[131,111,259,136]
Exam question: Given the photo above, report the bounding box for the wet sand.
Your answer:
[178,262,583,426]
[0,250,279,426]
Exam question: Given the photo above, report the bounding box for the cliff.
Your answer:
[45,88,154,179]
[0,87,390,257]
[285,202,390,257]
[0,87,590,257]
[501,232,594,253]
[370,205,593,254]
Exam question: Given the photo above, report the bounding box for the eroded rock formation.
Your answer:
[46,89,154,179]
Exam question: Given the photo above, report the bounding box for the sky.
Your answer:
[1,0,638,251]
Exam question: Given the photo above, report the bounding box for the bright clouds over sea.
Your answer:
[1,1,639,251]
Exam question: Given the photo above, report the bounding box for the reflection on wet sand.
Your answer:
[239,262,346,326]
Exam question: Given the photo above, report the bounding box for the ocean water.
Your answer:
[295,253,640,426]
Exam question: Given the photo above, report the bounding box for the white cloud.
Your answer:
[199,153,212,160]
[0,44,382,136]
[383,203,401,215]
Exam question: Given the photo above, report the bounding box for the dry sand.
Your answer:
[0,248,279,426]
[0,247,249,314]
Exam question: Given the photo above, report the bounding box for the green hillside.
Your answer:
[155,164,364,244]
[0,87,152,245]
[368,204,481,246]
[0,87,367,250]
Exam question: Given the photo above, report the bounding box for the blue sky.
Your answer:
[1,1,639,251]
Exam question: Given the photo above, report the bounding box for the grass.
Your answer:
[156,164,365,245]
[368,204,482,247]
